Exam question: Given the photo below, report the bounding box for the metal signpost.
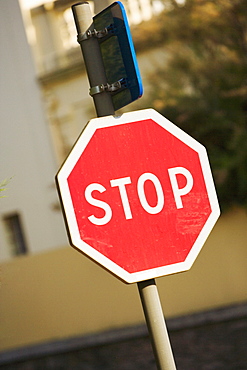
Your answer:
[72,1,142,115]
[56,2,220,369]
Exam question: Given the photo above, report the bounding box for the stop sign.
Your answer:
[56,109,220,283]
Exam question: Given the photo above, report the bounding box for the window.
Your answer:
[60,8,78,50]
[3,213,28,256]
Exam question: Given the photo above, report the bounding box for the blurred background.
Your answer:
[0,0,247,368]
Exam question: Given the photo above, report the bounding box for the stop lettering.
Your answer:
[85,167,193,225]
[56,109,220,283]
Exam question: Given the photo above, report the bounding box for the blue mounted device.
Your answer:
[93,1,143,111]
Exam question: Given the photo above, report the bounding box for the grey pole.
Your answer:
[72,3,176,369]
[138,279,177,370]
[72,2,115,117]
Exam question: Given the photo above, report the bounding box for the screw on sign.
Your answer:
[56,109,220,284]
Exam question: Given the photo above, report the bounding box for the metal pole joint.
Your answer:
[77,27,109,43]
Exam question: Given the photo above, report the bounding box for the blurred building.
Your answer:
[0,0,68,262]
[20,0,166,165]
[0,0,247,367]
[1,0,164,262]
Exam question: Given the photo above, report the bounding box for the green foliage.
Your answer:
[147,0,247,211]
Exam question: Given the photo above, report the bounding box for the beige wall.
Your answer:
[1,207,247,352]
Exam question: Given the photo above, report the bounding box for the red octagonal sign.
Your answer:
[56,109,220,283]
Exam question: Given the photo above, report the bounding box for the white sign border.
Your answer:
[56,108,220,284]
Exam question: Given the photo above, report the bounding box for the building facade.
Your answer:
[0,0,67,262]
